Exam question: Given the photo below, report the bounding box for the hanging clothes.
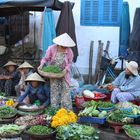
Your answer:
[119,2,130,58]
[42,8,56,57]
[127,8,140,66]
[56,1,78,63]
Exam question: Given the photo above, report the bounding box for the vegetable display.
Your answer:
[27,125,54,135]
[42,65,62,73]
[0,124,25,137]
[51,108,77,128]
[56,123,99,140]
[44,106,58,117]
[78,106,108,118]
[83,100,114,109]
[123,125,140,139]
[107,110,133,123]
[0,106,17,118]
[98,102,115,109]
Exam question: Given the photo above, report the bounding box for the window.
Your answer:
[80,0,122,26]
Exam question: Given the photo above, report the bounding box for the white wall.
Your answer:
[30,0,140,74]
[53,0,140,75]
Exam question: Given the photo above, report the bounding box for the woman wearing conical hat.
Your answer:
[0,61,20,96]
[38,33,75,110]
[17,72,50,109]
[15,61,34,96]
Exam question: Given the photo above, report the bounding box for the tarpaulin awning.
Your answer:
[0,0,65,16]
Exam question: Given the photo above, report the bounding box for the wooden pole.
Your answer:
[88,41,94,84]
[93,40,103,84]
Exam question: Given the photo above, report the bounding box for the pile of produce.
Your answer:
[0,106,17,119]
[78,106,107,118]
[98,102,115,109]
[56,123,99,140]
[44,106,58,117]
[83,100,115,109]
[116,102,137,109]
[123,125,140,139]
[51,108,77,128]
[0,124,25,137]
[107,110,133,123]
[42,65,62,73]
[5,99,15,107]
[27,125,54,136]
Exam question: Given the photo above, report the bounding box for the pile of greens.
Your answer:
[107,110,133,123]
[42,65,62,73]
[0,124,25,137]
[123,125,140,139]
[28,125,54,135]
[44,106,58,116]
[0,106,17,118]
[83,101,114,109]
[98,102,115,108]
[56,123,99,140]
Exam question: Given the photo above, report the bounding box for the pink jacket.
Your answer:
[41,44,74,86]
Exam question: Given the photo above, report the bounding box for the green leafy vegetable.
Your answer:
[123,125,140,139]
[44,106,58,116]
[28,125,54,135]
[0,124,25,137]
[42,65,62,73]
[0,106,17,118]
[56,123,99,140]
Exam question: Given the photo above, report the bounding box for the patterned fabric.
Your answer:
[50,52,72,110]
[111,88,135,103]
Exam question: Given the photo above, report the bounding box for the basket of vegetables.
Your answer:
[25,125,56,140]
[56,123,99,140]
[0,124,25,138]
[97,102,115,111]
[38,65,66,79]
[107,110,133,133]
[83,90,106,101]
[78,106,108,125]
[123,125,140,140]
[0,106,17,119]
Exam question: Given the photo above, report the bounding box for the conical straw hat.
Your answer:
[25,72,45,82]
[53,33,76,47]
[18,61,34,69]
[3,61,18,67]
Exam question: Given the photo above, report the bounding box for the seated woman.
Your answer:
[15,61,34,96]
[18,72,50,109]
[0,61,20,96]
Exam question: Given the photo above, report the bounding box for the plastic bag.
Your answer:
[70,63,84,87]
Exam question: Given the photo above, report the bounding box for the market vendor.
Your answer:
[15,61,34,96]
[18,72,50,109]
[0,61,20,96]
[109,61,140,103]
[38,33,75,110]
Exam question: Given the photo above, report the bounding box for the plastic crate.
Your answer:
[79,116,106,125]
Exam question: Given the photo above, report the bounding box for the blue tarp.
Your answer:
[119,2,130,58]
[42,8,56,57]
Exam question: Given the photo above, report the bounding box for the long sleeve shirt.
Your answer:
[112,71,140,97]
[18,84,50,106]
[40,44,74,86]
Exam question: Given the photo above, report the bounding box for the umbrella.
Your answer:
[56,1,78,63]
